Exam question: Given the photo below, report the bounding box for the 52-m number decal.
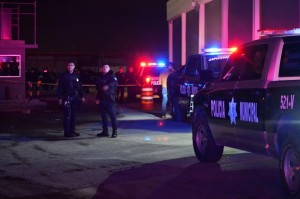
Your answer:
[280,95,295,110]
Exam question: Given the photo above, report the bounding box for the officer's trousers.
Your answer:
[99,99,117,130]
[162,87,168,114]
[63,99,79,136]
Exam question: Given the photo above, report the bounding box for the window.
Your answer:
[184,54,230,81]
[204,54,230,79]
[0,55,21,77]
[184,55,202,77]
[221,45,268,81]
[139,67,162,77]
[279,43,300,77]
[221,52,244,81]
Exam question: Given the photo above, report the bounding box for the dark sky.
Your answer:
[34,0,168,57]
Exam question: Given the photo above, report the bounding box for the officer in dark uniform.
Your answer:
[115,66,126,104]
[57,62,85,138]
[95,64,118,138]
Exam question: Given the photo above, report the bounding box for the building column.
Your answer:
[199,4,205,53]
[221,0,229,48]
[181,12,186,66]
[0,8,12,40]
[253,0,260,40]
[168,20,173,62]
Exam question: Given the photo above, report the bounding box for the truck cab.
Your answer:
[192,32,300,196]
[168,48,235,121]
[137,61,166,98]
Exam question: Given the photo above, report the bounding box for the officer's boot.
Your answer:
[111,128,117,138]
[97,127,109,137]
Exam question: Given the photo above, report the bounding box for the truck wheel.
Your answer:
[280,140,300,196]
[192,107,223,162]
[171,98,185,122]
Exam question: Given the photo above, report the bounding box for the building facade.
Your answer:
[167,0,300,68]
[0,1,37,100]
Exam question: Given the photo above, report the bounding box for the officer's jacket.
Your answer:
[57,71,84,100]
[95,70,118,101]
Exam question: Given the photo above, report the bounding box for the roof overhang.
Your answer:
[167,0,213,21]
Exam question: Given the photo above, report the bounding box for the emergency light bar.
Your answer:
[258,28,300,37]
[201,47,237,54]
[140,62,166,67]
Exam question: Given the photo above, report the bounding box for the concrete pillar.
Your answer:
[168,20,173,62]
[221,0,229,48]
[199,4,205,53]
[181,12,187,65]
[0,8,12,40]
[253,0,260,40]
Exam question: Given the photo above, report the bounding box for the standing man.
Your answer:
[115,67,126,104]
[159,62,175,118]
[57,62,85,138]
[95,64,118,138]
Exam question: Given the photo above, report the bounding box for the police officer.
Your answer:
[159,62,175,118]
[115,66,126,104]
[126,66,138,103]
[95,64,118,138]
[57,62,85,138]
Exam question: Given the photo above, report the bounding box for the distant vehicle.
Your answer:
[168,48,236,121]
[191,31,300,196]
[137,61,166,98]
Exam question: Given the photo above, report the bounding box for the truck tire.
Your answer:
[280,139,300,196]
[192,106,224,162]
[171,97,185,122]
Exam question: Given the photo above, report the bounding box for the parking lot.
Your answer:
[0,96,291,199]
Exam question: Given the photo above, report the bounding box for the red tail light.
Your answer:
[145,77,151,83]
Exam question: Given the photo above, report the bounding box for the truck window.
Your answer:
[184,54,229,80]
[141,67,162,77]
[221,52,244,81]
[184,55,202,77]
[221,45,268,81]
[279,43,300,77]
[241,45,268,80]
[204,54,229,79]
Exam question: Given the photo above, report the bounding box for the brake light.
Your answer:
[145,77,151,83]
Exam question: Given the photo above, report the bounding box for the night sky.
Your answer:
[33,0,168,58]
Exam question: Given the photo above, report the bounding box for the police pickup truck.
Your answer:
[137,61,166,97]
[192,34,300,196]
[168,48,235,121]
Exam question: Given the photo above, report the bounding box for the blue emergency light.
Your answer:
[157,62,166,67]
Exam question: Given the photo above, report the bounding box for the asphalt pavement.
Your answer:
[0,95,293,199]
[0,93,169,139]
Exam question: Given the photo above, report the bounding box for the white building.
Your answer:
[167,0,300,68]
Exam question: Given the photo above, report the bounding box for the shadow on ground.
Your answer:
[93,155,290,199]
